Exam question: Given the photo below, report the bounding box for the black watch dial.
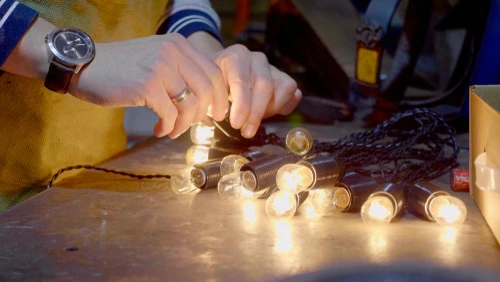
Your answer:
[54,31,89,60]
[47,28,95,66]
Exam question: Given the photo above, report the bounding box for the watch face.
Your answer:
[47,28,95,66]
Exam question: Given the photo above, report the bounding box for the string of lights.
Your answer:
[46,107,463,227]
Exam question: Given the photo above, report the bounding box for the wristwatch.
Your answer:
[44,27,95,94]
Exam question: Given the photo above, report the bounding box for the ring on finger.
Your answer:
[171,86,191,105]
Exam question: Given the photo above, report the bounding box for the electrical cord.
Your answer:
[46,108,457,193]
[46,165,171,189]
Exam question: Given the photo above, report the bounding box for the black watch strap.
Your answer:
[44,60,76,94]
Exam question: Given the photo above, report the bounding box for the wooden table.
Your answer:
[0,122,499,281]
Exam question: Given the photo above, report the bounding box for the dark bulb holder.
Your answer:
[407,182,449,221]
[191,158,224,189]
[297,155,343,189]
[296,191,309,208]
[209,114,267,146]
[208,137,250,159]
[240,153,300,192]
[370,183,406,217]
[241,151,267,162]
[340,172,380,212]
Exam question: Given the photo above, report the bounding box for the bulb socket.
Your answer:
[296,191,309,207]
[208,138,249,159]
[340,172,380,212]
[192,158,223,189]
[208,103,267,146]
[241,151,267,161]
[407,182,449,221]
[369,183,406,218]
[240,153,300,192]
[297,155,343,189]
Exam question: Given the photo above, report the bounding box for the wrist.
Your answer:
[187,31,224,57]
[1,17,54,80]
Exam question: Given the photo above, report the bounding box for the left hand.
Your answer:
[211,44,302,138]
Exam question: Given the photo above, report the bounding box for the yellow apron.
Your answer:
[0,0,169,211]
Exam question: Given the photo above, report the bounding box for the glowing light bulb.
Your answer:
[218,172,264,203]
[276,164,314,194]
[310,187,349,216]
[171,167,198,194]
[265,191,298,219]
[185,145,209,166]
[361,195,395,225]
[220,155,249,176]
[190,123,214,145]
[285,127,313,156]
[429,195,467,227]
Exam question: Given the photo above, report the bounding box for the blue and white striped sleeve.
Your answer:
[158,0,223,43]
[0,0,38,66]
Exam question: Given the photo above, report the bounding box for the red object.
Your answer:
[450,169,469,191]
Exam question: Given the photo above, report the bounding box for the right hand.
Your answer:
[68,33,229,138]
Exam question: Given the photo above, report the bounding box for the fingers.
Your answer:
[241,52,274,138]
[176,38,228,121]
[160,36,215,138]
[145,88,178,137]
[263,66,300,118]
[217,45,252,129]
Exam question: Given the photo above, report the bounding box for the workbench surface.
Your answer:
[0,123,498,281]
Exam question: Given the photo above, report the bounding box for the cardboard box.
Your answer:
[470,85,500,244]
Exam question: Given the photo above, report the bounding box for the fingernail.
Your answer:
[242,124,256,138]
[233,115,245,129]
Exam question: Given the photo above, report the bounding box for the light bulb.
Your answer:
[265,191,298,219]
[429,195,467,227]
[185,145,210,166]
[276,164,314,193]
[190,123,214,145]
[171,167,198,194]
[310,186,349,216]
[218,172,264,203]
[361,195,395,225]
[285,127,313,156]
[220,155,249,176]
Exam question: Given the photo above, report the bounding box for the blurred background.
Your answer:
[124,0,497,145]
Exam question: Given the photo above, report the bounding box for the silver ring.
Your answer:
[171,87,190,105]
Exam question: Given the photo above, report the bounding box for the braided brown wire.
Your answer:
[46,165,171,189]
[264,108,459,184]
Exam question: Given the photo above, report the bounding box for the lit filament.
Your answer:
[429,195,467,227]
[272,192,295,214]
[437,204,460,223]
[276,164,314,194]
[369,201,392,220]
[266,191,298,219]
[190,123,214,145]
[361,195,394,225]
[185,145,210,166]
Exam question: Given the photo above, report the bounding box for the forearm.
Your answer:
[187,31,224,57]
[1,17,54,80]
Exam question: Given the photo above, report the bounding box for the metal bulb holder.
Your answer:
[191,158,224,189]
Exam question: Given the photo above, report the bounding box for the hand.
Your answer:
[68,33,229,138]
[211,44,302,138]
